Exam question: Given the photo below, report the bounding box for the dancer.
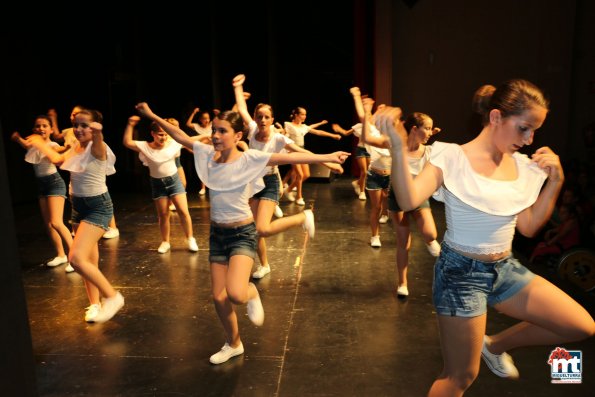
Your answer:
[11,115,74,273]
[28,108,124,323]
[122,116,198,254]
[359,96,441,296]
[186,108,211,195]
[135,102,348,364]
[376,79,594,396]
[233,74,343,279]
[283,106,341,205]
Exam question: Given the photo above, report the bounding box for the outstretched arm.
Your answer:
[136,102,195,150]
[308,125,341,140]
[375,107,442,210]
[268,151,349,167]
[284,143,343,174]
[122,115,141,152]
[332,123,354,136]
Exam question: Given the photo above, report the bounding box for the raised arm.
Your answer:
[516,147,565,237]
[185,107,200,130]
[375,106,442,211]
[89,122,107,160]
[350,87,365,122]
[122,115,141,152]
[47,108,62,141]
[11,131,31,149]
[361,97,390,149]
[232,74,253,126]
[136,102,195,150]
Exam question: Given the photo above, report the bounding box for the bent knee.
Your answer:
[226,290,248,306]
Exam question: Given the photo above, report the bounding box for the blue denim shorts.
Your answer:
[252,173,280,204]
[433,242,535,317]
[209,222,258,263]
[355,146,370,158]
[150,172,186,200]
[387,184,429,212]
[366,170,390,190]
[36,172,67,198]
[71,192,114,230]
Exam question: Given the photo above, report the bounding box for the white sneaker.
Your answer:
[379,215,389,224]
[252,265,271,279]
[246,284,264,326]
[209,342,244,365]
[85,303,101,323]
[199,187,206,196]
[481,336,520,379]
[351,180,361,195]
[274,205,283,218]
[284,187,296,202]
[359,191,367,200]
[169,203,176,211]
[157,241,171,254]
[93,292,124,323]
[397,285,409,296]
[426,240,441,257]
[302,209,315,239]
[65,263,75,273]
[296,197,305,206]
[187,237,199,252]
[102,227,120,239]
[370,235,381,247]
[46,255,68,267]
[291,186,297,192]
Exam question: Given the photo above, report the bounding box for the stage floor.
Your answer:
[14,177,594,396]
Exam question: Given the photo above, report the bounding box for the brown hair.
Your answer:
[403,112,430,135]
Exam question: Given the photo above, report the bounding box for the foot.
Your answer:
[102,227,120,239]
[296,197,305,206]
[157,241,171,254]
[85,303,101,323]
[358,191,366,200]
[209,342,244,364]
[93,292,124,323]
[169,203,176,211]
[351,180,361,195]
[302,209,315,239]
[396,284,409,296]
[64,263,75,273]
[199,187,206,196]
[252,265,271,279]
[46,255,68,267]
[370,235,381,248]
[187,237,199,252]
[481,336,520,379]
[379,214,389,224]
[426,240,441,257]
[274,205,283,218]
[246,283,264,326]
[284,187,296,202]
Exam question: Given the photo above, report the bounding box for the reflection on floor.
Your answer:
[14,178,594,396]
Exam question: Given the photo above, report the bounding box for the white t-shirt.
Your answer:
[134,140,183,178]
[192,123,212,136]
[284,122,309,147]
[247,120,294,174]
[25,141,60,177]
[61,142,116,197]
[192,141,271,224]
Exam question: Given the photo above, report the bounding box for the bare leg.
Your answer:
[170,193,194,238]
[154,198,171,242]
[39,196,66,257]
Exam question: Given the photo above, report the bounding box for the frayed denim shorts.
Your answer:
[36,172,67,198]
[387,184,429,212]
[433,242,535,317]
[150,172,186,200]
[209,222,258,264]
[253,174,280,204]
[355,146,370,158]
[71,192,113,231]
[366,170,390,190]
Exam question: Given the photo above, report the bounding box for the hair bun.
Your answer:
[471,84,496,115]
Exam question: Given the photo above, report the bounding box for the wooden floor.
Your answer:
[13,177,595,396]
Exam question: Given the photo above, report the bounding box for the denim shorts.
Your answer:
[252,174,280,204]
[366,170,390,190]
[150,172,186,200]
[174,156,182,168]
[209,222,258,263]
[355,146,370,158]
[36,172,67,198]
[433,242,535,317]
[387,184,429,212]
[71,192,114,230]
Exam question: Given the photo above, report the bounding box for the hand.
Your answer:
[232,74,246,87]
[350,87,361,97]
[11,131,21,142]
[135,102,155,119]
[531,146,564,183]
[128,115,141,126]
[329,151,350,164]
[432,127,441,135]
[192,107,200,113]
[374,106,407,149]
[319,120,328,125]
[362,97,375,114]
[332,134,341,140]
[47,108,57,119]
[243,92,251,100]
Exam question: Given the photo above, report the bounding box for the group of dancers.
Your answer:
[13,75,594,395]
